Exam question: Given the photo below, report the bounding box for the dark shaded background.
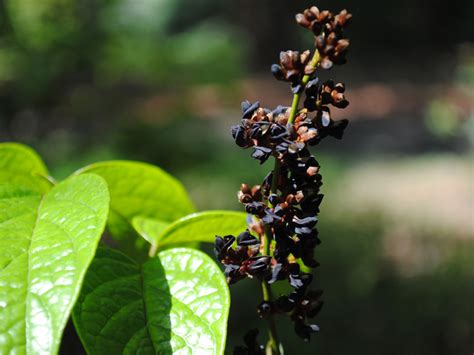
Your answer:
[1,0,473,354]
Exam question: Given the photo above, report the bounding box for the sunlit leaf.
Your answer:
[134,210,248,250]
[132,215,169,245]
[0,142,48,175]
[0,142,52,194]
[73,247,230,355]
[76,161,195,256]
[0,174,109,354]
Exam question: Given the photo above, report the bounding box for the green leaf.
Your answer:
[73,247,230,355]
[132,216,170,245]
[134,210,248,249]
[76,161,195,240]
[0,142,52,194]
[0,142,48,176]
[0,174,110,354]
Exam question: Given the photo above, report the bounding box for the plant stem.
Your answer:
[287,50,321,126]
[261,49,320,355]
[261,230,281,355]
[264,308,281,355]
[260,156,282,354]
[148,243,158,258]
[270,158,281,196]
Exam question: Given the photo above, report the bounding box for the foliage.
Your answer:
[0,0,242,99]
[0,142,234,354]
[133,211,248,250]
[76,161,195,259]
[73,247,229,354]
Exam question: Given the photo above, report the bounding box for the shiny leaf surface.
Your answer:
[0,142,48,176]
[134,210,248,249]
[0,174,109,354]
[73,247,230,355]
[76,161,195,241]
[0,142,52,194]
[132,216,169,245]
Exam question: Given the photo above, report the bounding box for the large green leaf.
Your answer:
[73,247,230,355]
[0,174,109,354]
[133,210,248,250]
[0,142,52,194]
[76,161,195,241]
[0,142,48,175]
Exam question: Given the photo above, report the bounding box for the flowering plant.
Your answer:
[0,5,351,355]
[217,5,352,354]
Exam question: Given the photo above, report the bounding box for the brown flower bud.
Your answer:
[298,127,318,142]
[280,50,300,79]
[285,194,296,205]
[335,39,350,53]
[238,192,253,203]
[296,6,333,35]
[320,80,349,108]
[251,185,263,201]
[334,9,352,28]
[294,110,308,125]
[297,126,308,135]
[274,110,289,125]
[306,166,320,176]
[295,191,305,203]
[324,9,352,34]
[304,6,319,21]
[274,50,312,84]
[241,183,251,194]
[316,35,350,70]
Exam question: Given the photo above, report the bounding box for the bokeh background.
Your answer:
[1,0,473,354]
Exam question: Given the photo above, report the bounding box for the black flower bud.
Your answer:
[242,101,260,119]
[294,320,320,342]
[257,301,273,318]
[237,230,260,246]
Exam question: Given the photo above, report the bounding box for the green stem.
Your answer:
[287,50,320,126]
[148,242,158,258]
[260,49,320,355]
[261,230,281,355]
[270,158,281,197]
[259,154,282,354]
[265,310,281,354]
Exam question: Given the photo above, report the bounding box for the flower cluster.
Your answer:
[271,50,313,87]
[216,4,351,347]
[222,101,334,340]
[296,7,352,69]
[231,99,348,165]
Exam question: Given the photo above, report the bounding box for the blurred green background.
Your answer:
[1,0,473,354]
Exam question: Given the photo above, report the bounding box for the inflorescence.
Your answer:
[215,5,351,348]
